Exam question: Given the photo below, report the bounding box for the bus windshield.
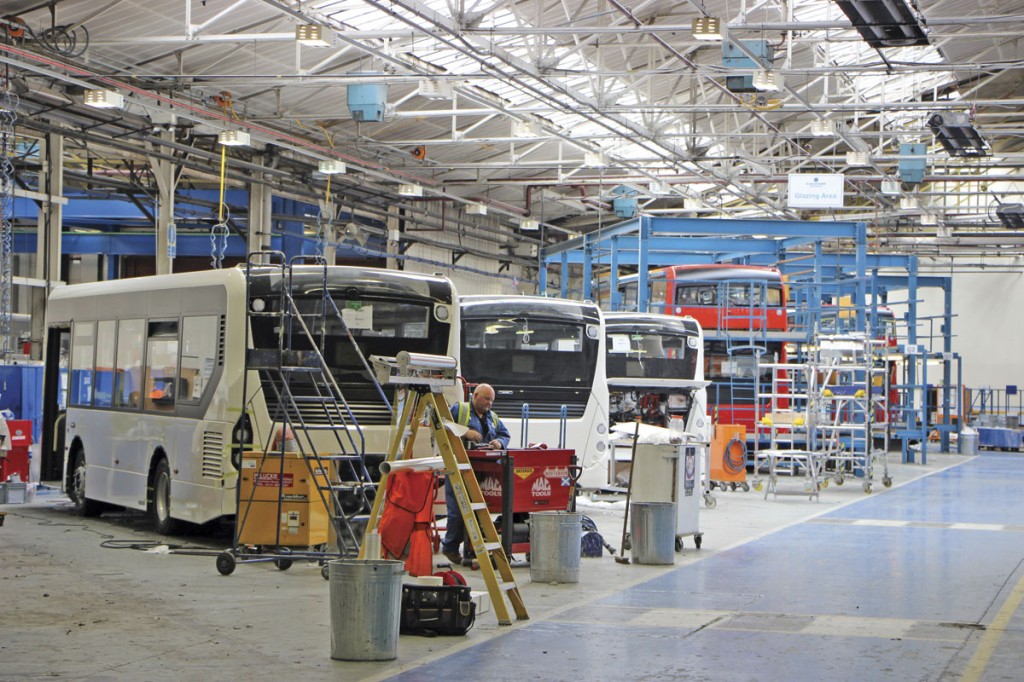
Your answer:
[606,330,697,380]
[462,317,598,390]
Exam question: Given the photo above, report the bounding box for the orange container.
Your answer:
[710,424,747,485]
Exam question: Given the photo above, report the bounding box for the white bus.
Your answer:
[41,265,459,533]
[458,295,610,489]
[604,312,711,442]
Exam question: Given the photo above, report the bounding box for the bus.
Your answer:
[41,265,459,533]
[616,264,788,429]
[458,295,610,489]
[605,311,709,438]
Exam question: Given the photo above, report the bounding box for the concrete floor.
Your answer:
[2,451,1023,681]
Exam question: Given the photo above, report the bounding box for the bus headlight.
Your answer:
[687,336,699,349]
[586,324,598,339]
[434,304,450,322]
[251,298,266,313]
[595,440,606,451]
[596,422,607,434]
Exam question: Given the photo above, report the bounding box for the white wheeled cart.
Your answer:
[629,442,703,551]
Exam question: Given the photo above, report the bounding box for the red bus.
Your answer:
[617,264,788,429]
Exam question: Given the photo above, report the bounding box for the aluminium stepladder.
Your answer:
[361,353,529,626]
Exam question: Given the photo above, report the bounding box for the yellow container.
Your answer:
[237,451,332,546]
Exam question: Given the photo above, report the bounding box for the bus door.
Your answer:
[40,325,70,481]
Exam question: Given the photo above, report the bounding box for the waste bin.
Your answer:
[959,430,978,456]
[529,511,582,583]
[329,559,404,661]
[630,501,676,565]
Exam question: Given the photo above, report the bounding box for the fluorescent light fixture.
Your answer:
[752,70,782,91]
[927,111,989,158]
[84,89,124,109]
[920,213,938,226]
[511,119,540,138]
[519,218,540,231]
[900,196,919,210]
[846,151,871,166]
[398,183,423,197]
[295,24,332,47]
[691,17,723,41]
[467,202,488,215]
[834,0,929,48]
[649,180,672,195]
[810,119,836,136]
[218,130,250,146]
[583,151,607,167]
[418,80,454,100]
[318,159,346,174]
[880,179,902,195]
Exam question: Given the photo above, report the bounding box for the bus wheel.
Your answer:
[150,459,183,535]
[69,450,102,517]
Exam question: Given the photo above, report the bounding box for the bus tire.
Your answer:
[69,449,103,517]
[150,458,183,535]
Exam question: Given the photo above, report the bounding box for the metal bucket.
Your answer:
[630,502,676,565]
[529,511,582,583]
[329,559,404,661]
[960,431,979,456]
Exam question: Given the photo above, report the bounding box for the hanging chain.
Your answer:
[0,79,18,363]
[314,210,329,261]
[210,205,230,269]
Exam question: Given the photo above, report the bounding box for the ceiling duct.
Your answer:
[833,0,930,48]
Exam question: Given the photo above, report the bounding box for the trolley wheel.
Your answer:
[741,482,750,492]
[216,551,236,576]
[882,475,893,488]
[863,482,872,494]
[730,482,738,491]
[274,558,293,571]
[623,533,631,551]
[321,564,330,580]
[752,480,763,492]
[820,478,829,489]
[675,536,684,552]
[834,474,845,486]
[704,493,717,509]
[694,534,702,549]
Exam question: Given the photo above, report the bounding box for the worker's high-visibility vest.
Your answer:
[455,402,501,437]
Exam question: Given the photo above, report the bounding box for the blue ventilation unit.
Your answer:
[346,83,387,122]
[898,143,926,185]
[722,40,773,93]
[612,197,638,219]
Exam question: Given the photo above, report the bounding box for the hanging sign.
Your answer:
[787,174,845,208]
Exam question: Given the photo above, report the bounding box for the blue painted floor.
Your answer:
[391,453,1024,681]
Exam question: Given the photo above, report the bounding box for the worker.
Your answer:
[441,383,510,566]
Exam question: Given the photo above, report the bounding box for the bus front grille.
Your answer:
[503,399,587,420]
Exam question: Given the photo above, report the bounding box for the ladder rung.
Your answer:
[483,541,502,552]
[496,582,518,592]
[457,463,472,471]
[470,502,489,511]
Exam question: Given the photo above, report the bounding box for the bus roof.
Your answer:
[460,294,601,324]
[652,264,783,283]
[604,311,701,336]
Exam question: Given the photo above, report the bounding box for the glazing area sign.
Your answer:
[787,173,845,208]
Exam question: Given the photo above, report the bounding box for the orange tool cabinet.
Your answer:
[237,451,331,546]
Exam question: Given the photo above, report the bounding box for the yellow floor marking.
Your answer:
[962,572,1024,682]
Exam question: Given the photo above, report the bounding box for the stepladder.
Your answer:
[362,353,529,626]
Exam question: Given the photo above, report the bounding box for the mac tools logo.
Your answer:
[480,476,502,498]
[531,476,552,497]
